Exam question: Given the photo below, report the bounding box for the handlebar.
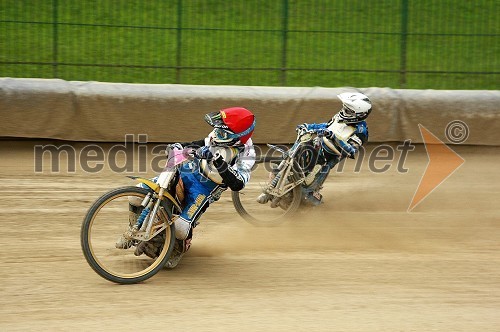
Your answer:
[165,146,197,167]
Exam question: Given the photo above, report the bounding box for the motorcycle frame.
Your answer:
[265,130,316,197]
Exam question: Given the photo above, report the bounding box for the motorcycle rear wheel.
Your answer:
[232,156,302,226]
[81,186,176,284]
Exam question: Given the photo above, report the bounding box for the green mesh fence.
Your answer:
[1,0,498,89]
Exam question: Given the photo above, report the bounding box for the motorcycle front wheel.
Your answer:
[232,156,303,226]
[81,186,176,284]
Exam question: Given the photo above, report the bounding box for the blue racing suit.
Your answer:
[173,136,255,238]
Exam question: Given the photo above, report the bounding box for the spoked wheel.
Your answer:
[232,156,302,226]
[81,186,176,284]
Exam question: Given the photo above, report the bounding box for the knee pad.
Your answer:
[174,217,192,240]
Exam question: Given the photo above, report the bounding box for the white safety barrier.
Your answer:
[1,78,498,145]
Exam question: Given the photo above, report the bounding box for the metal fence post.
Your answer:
[52,0,58,77]
[400,0,408,88]
[280,0,289,86]
[176,0,183,84]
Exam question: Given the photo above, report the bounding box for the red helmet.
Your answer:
[204,107,256,146]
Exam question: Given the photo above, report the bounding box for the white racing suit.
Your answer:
[301,114,368,205]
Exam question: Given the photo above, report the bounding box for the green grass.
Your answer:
[1,0,498,89]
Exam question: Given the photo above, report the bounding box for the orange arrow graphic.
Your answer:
[408,124,465,212]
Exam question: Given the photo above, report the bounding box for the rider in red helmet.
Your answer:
[120,107,256,268]
[204,107,255,146]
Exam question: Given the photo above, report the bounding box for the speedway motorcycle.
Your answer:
[232,127,326,226]
[81,145,193,284]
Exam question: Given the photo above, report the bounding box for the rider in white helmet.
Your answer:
[259,92,371,206]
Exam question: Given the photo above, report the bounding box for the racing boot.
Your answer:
[257,192,271,204]
[302,188,323,206]
[165,238,191,269]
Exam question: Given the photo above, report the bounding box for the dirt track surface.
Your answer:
[1,141,499,331]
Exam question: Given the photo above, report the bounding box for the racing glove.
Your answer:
[296,123,309,133]
[196,146,213,160]
[316,128,333,138]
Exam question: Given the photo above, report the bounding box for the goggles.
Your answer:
[212,118,256,141]
[213,128,238,141]
[341,106,355,117]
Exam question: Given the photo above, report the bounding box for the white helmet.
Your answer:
[337,92,372,123]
